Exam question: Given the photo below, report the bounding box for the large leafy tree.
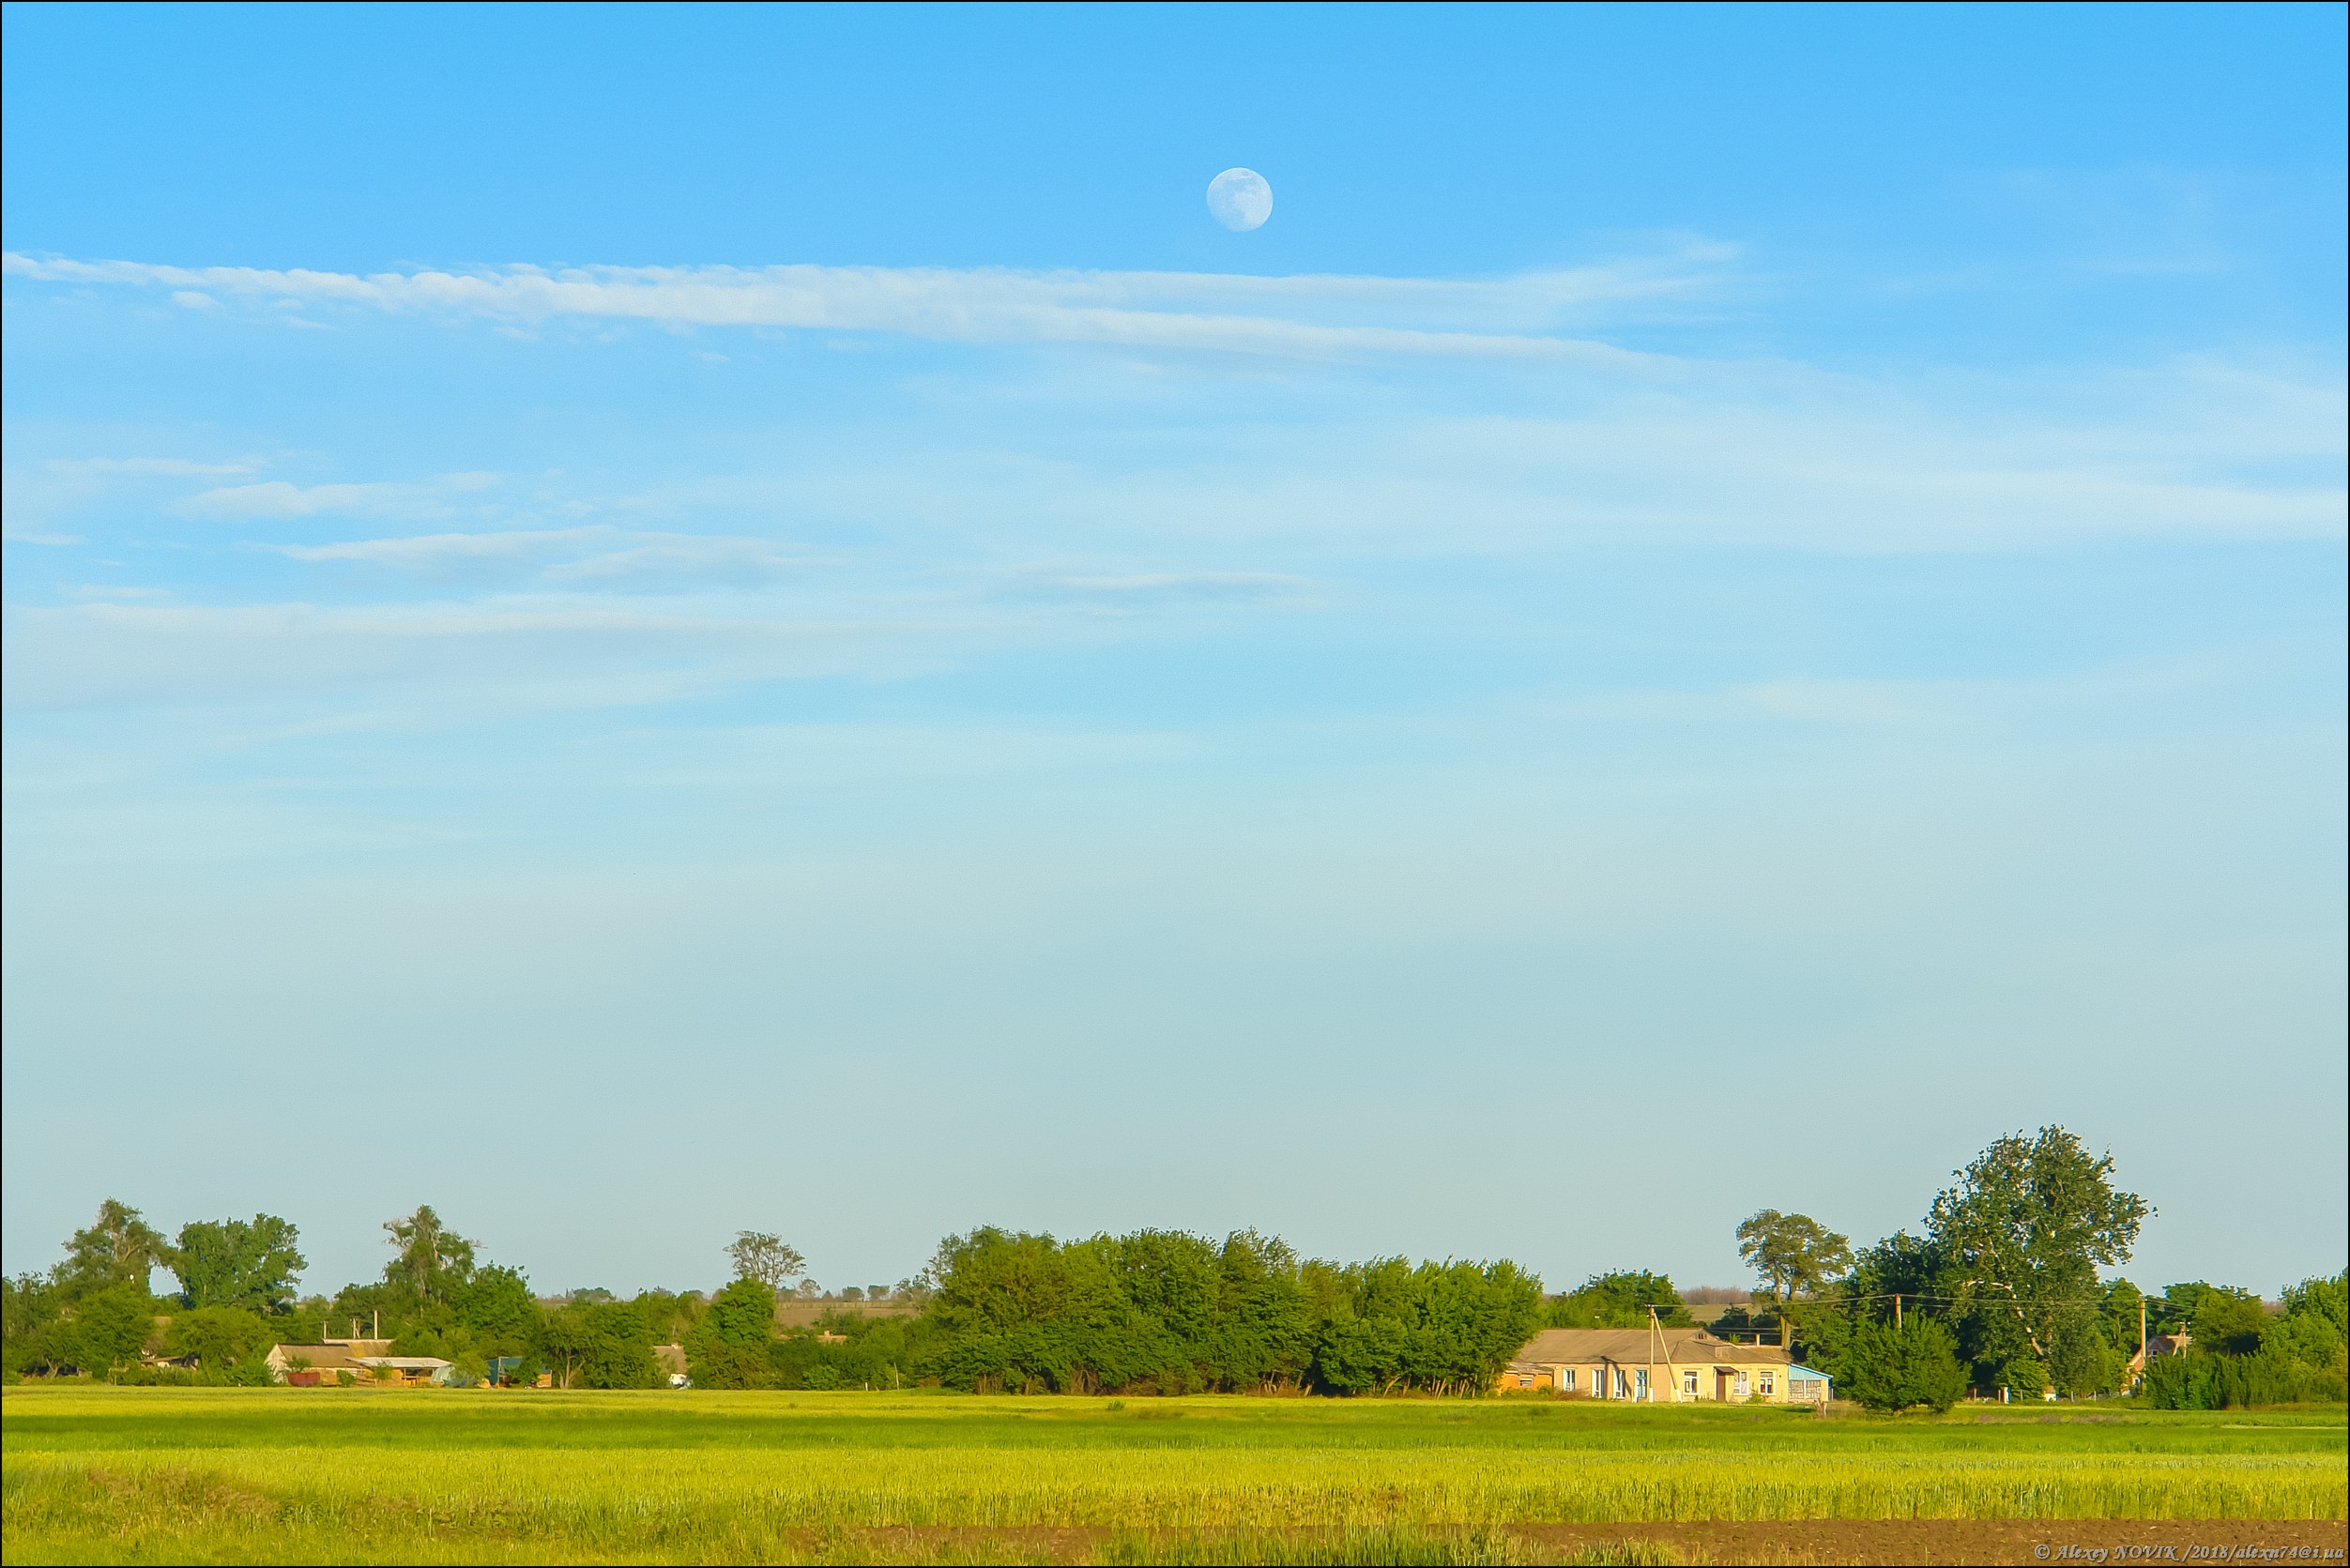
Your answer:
[163,1306,277,1379]
[727,1232,806,1292]
[2190,1288,2269,1357]
[72,1282,157,1377]
[686,1277,781,1389]
[171,1215,306,1313]
[1545,1271,1692,1329]
[1213,1229,1315,1390]
[537,1300,659,1389]
[455,1264,541,1342]
[381,1205,478,1303]
[56,1199,169,1301]
[2,1272,63,1376]
[1926,1126,2148,1380]
[1735,1210,1854,1304]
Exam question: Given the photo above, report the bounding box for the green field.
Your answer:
[4,1386,2342,1564]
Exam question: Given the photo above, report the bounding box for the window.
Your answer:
[1760,1373,1775,1396]
[1633,1369,1649,1400]
[1613,1368,1627,1399]
[1682,1371,1699,1396]
[1560,1368,1576,1392]
[1517,1376,1534,1389]
[1732,1372,1749,1399]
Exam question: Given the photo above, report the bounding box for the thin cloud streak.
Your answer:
[182,473,498,520]
[281,527,614,565]
[279,526,802,587]
[3,252,1698,364]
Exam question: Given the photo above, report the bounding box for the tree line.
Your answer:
[6,1125,2342,1407]
[0,1205,1545,1395]
[1709,1128,2347,1411]
[687,1227,1543,1396]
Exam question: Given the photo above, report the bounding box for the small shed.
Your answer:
[351,1356,457,1386]
[266,1344,366,1384]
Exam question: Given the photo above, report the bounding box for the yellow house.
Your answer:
[1497,1326,1830,1404]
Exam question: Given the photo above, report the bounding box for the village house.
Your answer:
[2120,1328,2190,1394]
[1497,1326,1833,1405]
[264,1342,367,1385]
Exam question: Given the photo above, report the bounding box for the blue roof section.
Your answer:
[1786,1364,1834,1382]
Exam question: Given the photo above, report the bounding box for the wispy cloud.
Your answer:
[4,248,2341,729]
[280,525,801,587]
[280,526,608,567]
[47,456,257,478]
[5,455,262,540]
[181,472,498,520]
[2,251,1717,363]
[541,537,798,586]
[0,597,957,712]
[1003,571,1308,613]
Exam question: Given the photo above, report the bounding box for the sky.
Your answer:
[3,2,2343,1303]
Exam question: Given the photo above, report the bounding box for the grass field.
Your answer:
[4,1386,2343,1564]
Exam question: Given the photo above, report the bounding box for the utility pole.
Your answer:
[1894,1295,1902,1331]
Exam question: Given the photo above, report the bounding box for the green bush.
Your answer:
[2144,1347,2348,1409]
[1842,1317,1968,1412]
[2144,1271,2348,1408]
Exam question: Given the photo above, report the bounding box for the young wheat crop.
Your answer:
[5,1388,2342,1565]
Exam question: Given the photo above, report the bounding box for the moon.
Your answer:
[1207,168,1273,232]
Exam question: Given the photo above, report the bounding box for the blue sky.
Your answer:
[4,3,2343,1302]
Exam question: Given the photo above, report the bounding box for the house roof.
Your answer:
[267,1344,365,1370]
[1510,1327,1793,1369]
[352,1357,451,1370]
